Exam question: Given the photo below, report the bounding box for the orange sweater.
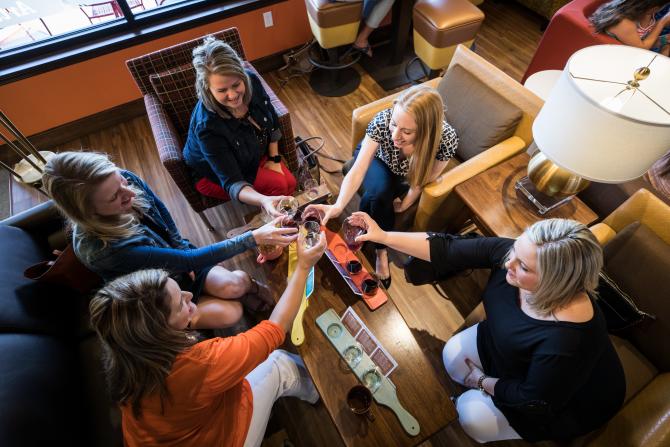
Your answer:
[121,320,285,447]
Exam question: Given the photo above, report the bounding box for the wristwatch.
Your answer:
[269,155,281,163]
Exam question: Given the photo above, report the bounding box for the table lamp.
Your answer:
[516,45,670,214]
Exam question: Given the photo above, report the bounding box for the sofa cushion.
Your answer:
[438,64,523,161]
[584,373,670,447]
[0,333,82,446]
[0,225,85,336]
[609,335,658,403]
[604,222,670,371]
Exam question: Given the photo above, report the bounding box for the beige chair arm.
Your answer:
[350,77,442,152]
[601,189,670,245]
[590,223,616,246]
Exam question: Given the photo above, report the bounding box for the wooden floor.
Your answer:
[8,2,552,446]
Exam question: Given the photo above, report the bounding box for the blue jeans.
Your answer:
[355,146,409,248]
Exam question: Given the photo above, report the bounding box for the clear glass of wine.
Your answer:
[342,216,366,252]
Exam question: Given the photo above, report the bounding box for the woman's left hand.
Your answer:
[463,359,485,390]
[264,160,284,175]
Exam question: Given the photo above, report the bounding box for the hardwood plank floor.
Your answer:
[7,2,547,446]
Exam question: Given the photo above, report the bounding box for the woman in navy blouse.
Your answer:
[349,212,625,443]
[183,37,296,217]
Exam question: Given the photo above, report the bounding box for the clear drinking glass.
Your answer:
[342,216,366,252]
[362,366,382,392]
[277,197,299,219]
[303,178,320,200]
[343,343,364,368]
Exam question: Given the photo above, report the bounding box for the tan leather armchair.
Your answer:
[350,45,543,232]
[583,188,670,447]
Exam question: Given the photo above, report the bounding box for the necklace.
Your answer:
[637,14,656,35]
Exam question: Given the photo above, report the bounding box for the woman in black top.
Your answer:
[183,37,296,217]
[349,212,625,443]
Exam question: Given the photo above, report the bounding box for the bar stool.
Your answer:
[304,0,363,96]
[411,0,485,78]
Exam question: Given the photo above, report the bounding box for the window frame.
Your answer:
[0,0,282,85]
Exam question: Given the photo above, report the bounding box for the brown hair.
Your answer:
[192,36,252,116]
[392,85,445,187]
[590,0,668,33]
[89,269,198,418]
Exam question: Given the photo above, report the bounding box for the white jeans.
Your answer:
[243,350,319,447]
[443,324,522,443]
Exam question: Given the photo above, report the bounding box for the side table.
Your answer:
[454,152,598,238]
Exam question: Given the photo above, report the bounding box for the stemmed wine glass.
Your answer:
[342,216,367,252]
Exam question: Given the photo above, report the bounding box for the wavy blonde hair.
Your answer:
[393,85,445,187]
[509,219,603,317]
[192,36,252,116]
[90,269,197,418]
[42,151,148,244]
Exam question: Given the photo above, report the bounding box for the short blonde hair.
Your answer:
[42,151,148,244]
[519,219,603,316]
[393,85,445,187]
[192,36,252,116]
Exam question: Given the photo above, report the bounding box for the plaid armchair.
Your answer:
[126,27,298,230]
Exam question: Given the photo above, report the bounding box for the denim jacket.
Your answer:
[73,170,256,281]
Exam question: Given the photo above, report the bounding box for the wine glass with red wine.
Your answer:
[342,217,366,252]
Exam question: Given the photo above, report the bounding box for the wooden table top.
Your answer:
[261,244,456,447]
[454,152,598,238]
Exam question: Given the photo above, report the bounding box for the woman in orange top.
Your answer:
[89,231,326,447]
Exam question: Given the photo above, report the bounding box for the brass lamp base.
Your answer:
[515,152,591,215]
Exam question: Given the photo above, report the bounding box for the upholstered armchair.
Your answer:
[349,45,543,232]
[522,0,616,83]
[126,27,298,230]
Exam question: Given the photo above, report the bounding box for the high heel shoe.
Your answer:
[379,276,392,289]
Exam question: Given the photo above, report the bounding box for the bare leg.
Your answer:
[354,25,375,55]
[188,266,250,329]
[375,248,390,280]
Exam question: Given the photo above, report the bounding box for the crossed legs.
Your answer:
[442,324,521,443]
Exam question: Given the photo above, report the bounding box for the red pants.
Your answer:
[195,157,297,200]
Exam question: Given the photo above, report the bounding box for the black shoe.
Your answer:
[380,276,392,289]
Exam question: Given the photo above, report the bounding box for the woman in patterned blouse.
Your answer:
[306,85,458,287]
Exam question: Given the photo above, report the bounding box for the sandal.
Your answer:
[351,43,373,58]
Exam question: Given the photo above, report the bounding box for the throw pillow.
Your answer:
[596,270,653,332]
[149,63,198,136]
[437,64,523,161]
[603,221,670,371]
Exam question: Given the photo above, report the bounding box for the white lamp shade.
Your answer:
[532,45,670,183]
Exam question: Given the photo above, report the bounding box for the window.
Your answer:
[0,0,277,83]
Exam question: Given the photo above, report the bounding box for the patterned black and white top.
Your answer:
[365,108,458,177]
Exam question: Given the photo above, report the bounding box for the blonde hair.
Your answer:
[393,85,445,187]
[192,36,252,116]
[514,219,603,317]
[42,151,148,244]
[89,269,197,418]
